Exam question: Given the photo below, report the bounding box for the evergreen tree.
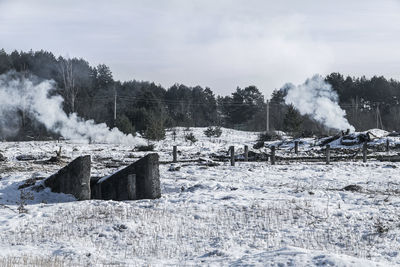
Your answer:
[116,114,135,136]
[0,49,11,74]
[144,114,165,141]
[220,85,265,128]
[283,105,303,135]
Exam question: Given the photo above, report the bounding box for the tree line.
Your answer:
[0,49,400,140]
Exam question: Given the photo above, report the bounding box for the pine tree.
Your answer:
[144,115,165,141]
[116,114,135,135]
[283,105,303,135]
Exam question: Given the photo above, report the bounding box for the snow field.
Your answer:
[0,127,399,265]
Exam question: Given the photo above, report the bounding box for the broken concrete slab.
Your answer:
[92,153,160,201]
[44,155,91,200]
[91,174,136,200]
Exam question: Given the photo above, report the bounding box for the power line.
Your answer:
[77,94,400,109]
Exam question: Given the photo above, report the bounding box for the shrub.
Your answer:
[204,126,223,138]
[144,116,165,141]
[135,144,155,151]
[17,190,34,214]
[204,127,214,138]
[300,129,314,138]
[185,132,197,144]
[214,126,222,137]
[253,141,264,149]
[172,129,177,141]
[116,114,135,136]
[257,131,281,142]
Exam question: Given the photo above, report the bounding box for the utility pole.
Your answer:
[355,96,359,127]
[266,100,270,132]
[114,84,117,127]
[376,104,383,129]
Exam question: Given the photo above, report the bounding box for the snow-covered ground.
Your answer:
[0,127,400,266]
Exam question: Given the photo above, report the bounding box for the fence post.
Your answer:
[363,142,367,163]
[294,141,299,155]
[386,139,390,153]
[173,145,177,163]
[326,145,330,165]
[271,146,276,165]
[230,146,235,166]
[244,145,248,162]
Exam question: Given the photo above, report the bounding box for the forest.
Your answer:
[1,49,400,140]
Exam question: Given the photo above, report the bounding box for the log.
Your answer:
[319,134,341,146]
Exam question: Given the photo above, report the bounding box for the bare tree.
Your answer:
[58,57,77,113]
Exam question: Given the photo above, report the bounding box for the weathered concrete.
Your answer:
[44,155,91,200]
[91,174,136,200]
[92,153,160,200]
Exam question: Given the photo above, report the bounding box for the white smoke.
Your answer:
[0,72,145,145]
[284,75,355,132]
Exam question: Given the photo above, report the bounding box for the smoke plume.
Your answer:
[0,72,145,144]
[284,75,355,132]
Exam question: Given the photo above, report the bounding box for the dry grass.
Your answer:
[0,255,65,267]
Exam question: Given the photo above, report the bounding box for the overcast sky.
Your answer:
[1,0,400,96]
